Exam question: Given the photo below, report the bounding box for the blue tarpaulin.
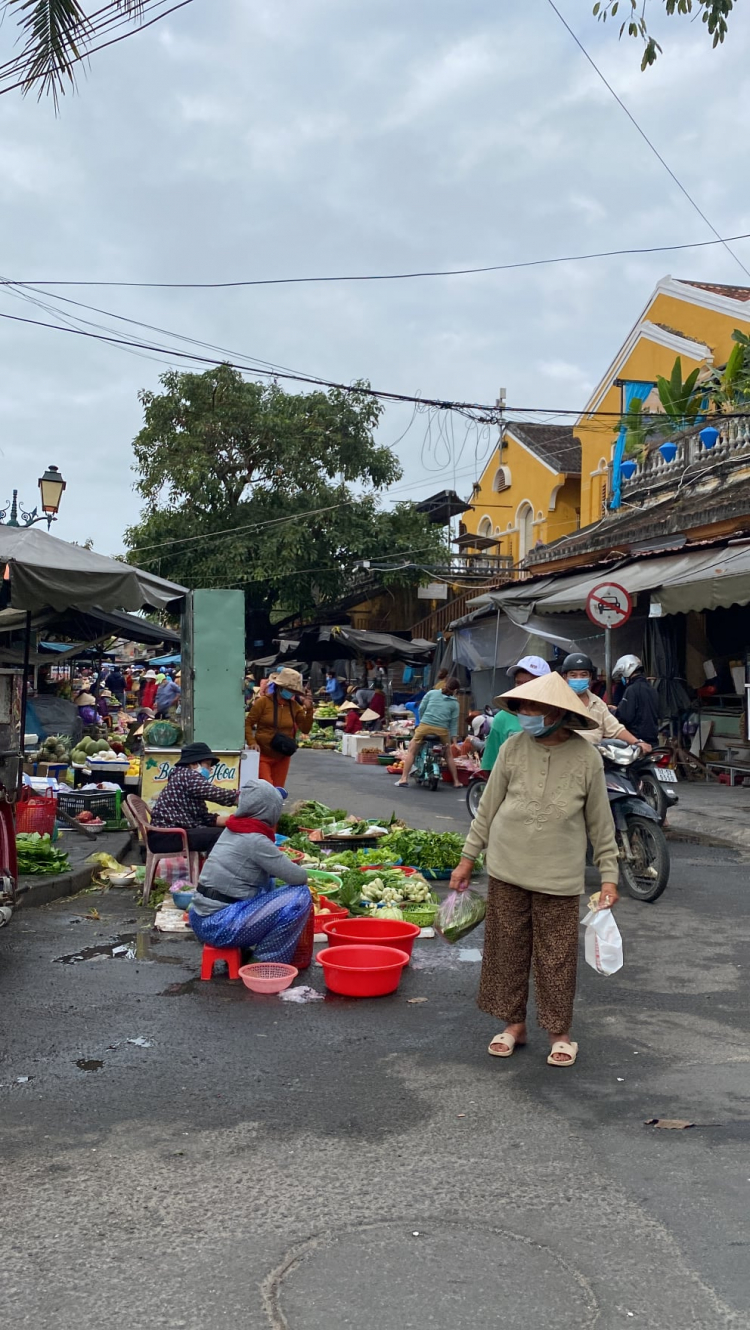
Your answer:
[148,652,181,666]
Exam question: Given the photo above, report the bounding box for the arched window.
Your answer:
[517,501,534,560]
[493,466,511,493]
[477,516,493,539]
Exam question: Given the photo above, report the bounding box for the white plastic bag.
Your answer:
[582,908,623,975]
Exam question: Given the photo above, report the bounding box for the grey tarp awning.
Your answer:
[0,526,187,613]
[532,543,750,616]
[0,606,180,666]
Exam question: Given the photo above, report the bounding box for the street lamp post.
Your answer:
[0,465,66,530]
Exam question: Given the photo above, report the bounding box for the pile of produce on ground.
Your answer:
[16,833,71,875]
[26,734,72,765]
[377,828,473,874]
[298,723,340,750]
[334,867,439,922]
[278,801,348,834]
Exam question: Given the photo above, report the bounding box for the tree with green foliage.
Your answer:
[593,0,736,70]
[123,366,449,649]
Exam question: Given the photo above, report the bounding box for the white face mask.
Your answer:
[517,714,547,737]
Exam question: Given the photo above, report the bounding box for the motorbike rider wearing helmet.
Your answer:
[481,656,551,772]
[561,653,650,751]
[613,655,661,747]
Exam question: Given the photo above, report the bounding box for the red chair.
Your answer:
[124,794,200,905]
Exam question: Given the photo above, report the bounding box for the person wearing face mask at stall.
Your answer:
[149,742,237,854]
[244,667,315,787]
[450,670,619,1069]
[560,653,648,751]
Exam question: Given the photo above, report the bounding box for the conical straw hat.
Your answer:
[494,670,598,730]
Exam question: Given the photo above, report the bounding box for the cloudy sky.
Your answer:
[1,0,749,555]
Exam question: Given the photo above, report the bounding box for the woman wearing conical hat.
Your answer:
[451,671,619,1068]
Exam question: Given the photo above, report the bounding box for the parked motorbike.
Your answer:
[638,746,679,824]
[466,768,489,819]
[597,739,670,902]
[413,735,446,791]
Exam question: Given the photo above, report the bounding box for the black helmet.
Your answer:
[561,652,595,676]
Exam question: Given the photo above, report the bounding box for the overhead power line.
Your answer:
[545,0,750,282]
[8,231,750,290]
[2,299,749,427]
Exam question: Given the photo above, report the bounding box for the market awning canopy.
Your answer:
[460,540,750,623]
[0,605,180,666]
[0,526,187,613]
[533,543,750,616]
[270,624,436,666]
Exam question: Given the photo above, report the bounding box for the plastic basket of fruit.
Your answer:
[57,788,121,829]
[355,750,383,765]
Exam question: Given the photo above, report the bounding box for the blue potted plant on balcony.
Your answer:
[654,357,706,464]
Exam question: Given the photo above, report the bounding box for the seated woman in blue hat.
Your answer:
[149,742,237,854]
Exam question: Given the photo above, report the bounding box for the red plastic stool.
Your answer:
[200,945,242,980]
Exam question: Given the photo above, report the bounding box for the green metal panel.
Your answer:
[186,590,245,750]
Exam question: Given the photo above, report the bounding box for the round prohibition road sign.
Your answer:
[585,581,632,629]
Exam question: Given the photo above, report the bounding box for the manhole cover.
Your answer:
[266,1221,597,1329]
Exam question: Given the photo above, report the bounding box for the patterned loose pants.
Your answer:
[477,878,580,1033]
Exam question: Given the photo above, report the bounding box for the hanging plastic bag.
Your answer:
[581,908,623,975]
[436,888,486,944]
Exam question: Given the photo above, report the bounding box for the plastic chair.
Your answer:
[124,794,200,905]
[201,944,242,981]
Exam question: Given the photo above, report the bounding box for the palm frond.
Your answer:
[5,0,150,107]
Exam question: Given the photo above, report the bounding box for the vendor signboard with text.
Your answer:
[142,749,244,811]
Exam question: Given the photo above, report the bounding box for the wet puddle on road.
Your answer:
[55,932,185,966]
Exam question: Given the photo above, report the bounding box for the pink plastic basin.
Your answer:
[316,944,410,997]
[321,917,421,959]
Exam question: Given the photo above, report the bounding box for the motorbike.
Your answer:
[413,735,447,791]
[597,739,670,902]
[638,746,679,824]
[466,768,489,819]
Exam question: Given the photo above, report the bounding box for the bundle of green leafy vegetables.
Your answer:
[287,801,349,830]
[324,848,400,870]
[279,835,323,858]
[16,833,71,876]
[378,828,467,871]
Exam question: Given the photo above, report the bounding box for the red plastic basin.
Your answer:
[316,944,410,997]
[321,917,421,959]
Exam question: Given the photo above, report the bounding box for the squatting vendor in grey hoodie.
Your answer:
[189,781,312,963]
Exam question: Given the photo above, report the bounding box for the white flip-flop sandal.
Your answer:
[488,1031,525,1058]
[546,1040,578,1067]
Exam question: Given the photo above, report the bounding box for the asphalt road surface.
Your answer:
[1,749,749,1329]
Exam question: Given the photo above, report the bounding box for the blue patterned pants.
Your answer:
[189,885,312,963]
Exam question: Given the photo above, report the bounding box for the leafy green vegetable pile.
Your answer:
[378,829,467,871]
[16,833,71,876]
[325,848,400,870]
[289,801,348,829]
[334,867,437,917]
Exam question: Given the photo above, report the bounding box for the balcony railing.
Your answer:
[621,416,750,500]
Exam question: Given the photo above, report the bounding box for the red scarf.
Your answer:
[226,816,275,840]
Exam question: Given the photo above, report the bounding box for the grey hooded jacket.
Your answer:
[191,781,308,917]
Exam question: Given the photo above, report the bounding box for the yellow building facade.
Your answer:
[463,422,581,565]
[577,278,750,526]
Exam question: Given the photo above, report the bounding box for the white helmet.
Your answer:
[613,654,642,681]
